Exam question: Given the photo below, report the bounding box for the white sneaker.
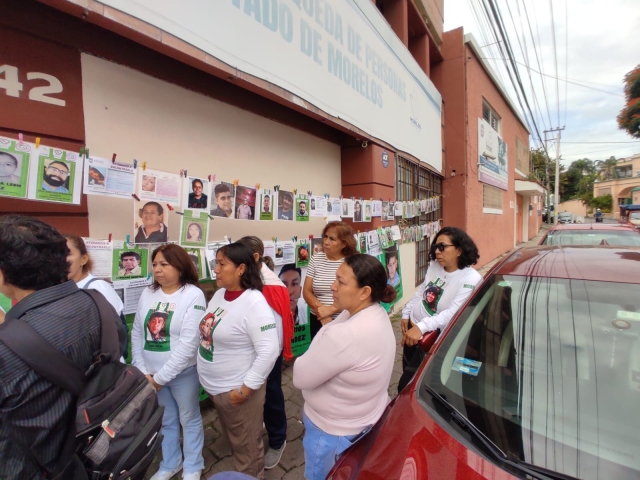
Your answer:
[150,465,183,480]
[183,472,201,480]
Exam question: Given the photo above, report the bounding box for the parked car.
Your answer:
[539,223,640,246]
[328,246,640,480]
[557,211,573,224]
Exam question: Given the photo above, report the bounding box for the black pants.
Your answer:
[397,340,426,394]
[310,313,322,340]
[263,352,286,449]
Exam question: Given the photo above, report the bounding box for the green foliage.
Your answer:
[589,194,613,212]
[617,65,640,139]
[595,156,619,180]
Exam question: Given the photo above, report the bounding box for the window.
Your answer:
[482,100,501,133]
[396,156,443,286]
[483,184,503,213]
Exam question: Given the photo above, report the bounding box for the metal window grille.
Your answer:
[395,156,443,286]
[482,100,501,133]
[483,184,503,210]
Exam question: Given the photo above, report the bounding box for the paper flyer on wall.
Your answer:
[113,277,153,315]
[353,200,363,222]
[263,241,276,262]
[112,242,149,282]
[184,247,207,280]
[235,185,256,220]
[381,245,403,311]
[372,200,382,217]
[357,232,368,253]
[210,181,236,219]
[205,240,229,279]
[295,195,310,222]
[274,264,310,357]
[180,209,209,247]
[258,188,274,221]
[133,200,169,244]
[138,168,182,205]
[27,145,83,204]
[84,156,136,198]
[310,196,327,217]
[275,241,295,265]
[394,201,403,217]
[295,240,310,268]
[328,198,341,217]
[363,200,372,222]
[184,176,210,210]
[391,225,402,241]
[367,230,382,255]
[341,199,354,218]
[0,136,31,199]
[311,238,322,256]
[82,238,113,278]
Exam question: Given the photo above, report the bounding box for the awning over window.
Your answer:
[515,180,546,196]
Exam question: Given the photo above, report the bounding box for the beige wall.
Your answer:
[558,199,587,217]
[396,242,418,312]
[81,54,342,242]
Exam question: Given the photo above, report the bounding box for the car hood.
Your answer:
[349,389,519,480]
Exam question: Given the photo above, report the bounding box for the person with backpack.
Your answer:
[131,244,207,480]
[0,215,127,480]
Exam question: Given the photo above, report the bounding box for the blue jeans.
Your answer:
[157,365,204,474]
[302,411,357,480]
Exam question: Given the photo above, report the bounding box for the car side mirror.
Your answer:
[419,330,440,353]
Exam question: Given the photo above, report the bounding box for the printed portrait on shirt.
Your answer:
[199,307,226,362]
[422,281,445,316]
[143,302,176,352]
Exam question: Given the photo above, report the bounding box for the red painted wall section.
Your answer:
[381,0,409,47]
[409,34,430,77]
[432,28,467,231]
[464,43,531,266]
[342,144,395,231]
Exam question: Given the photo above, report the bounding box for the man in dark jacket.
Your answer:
[0,215,125,479]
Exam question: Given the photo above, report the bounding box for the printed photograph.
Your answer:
[186,176,209,210]
[277,190,295,221]
[235,185,256,220]
[210,181,236,218]
[134,201,168,244]
[141,174,156,193]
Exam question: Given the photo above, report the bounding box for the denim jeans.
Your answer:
[157,365,204,474]
[302,411,357,480]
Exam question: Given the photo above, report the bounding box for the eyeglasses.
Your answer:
[434,243,455,252]
[46,166,69,177]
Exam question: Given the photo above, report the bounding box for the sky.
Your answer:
[443,0,640,165]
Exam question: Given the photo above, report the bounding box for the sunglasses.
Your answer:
[433,242,455,252]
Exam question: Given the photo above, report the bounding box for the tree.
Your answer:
[617,64,640,138]
[529,147,560,196]
[559,158,597,202]
[595,156,618,180]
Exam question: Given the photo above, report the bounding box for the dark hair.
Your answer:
[47,160,69,172]
[192,178,204,189]
[263,195,270,200]
[237,236,275,271]
[0,215,69,290]
[121,251,141,262]
[429,227,479,269]
[280,192,293,203]
[88,166,105,180]
[344,254,397,304]
[64,234,94,273]
[151,244,199,291]
[0,151,18,167]
[322,221,357,257]
[214,183,230,196]
[217,242,263,291]
[278,263,301,280]
[187,222,203,240]
[140,201,164,216]
[425,285,440,296]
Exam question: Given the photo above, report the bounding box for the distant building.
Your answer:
[594,153,640,216]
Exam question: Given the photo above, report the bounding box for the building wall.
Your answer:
[81,54,342,241]
[528,195,543,236]
[557,199,588,217]
[464,44,531,266]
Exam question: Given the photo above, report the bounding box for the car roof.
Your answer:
[548,223,639,231]
[494,245,640,283]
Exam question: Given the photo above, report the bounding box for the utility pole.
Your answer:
[544,127,565,225]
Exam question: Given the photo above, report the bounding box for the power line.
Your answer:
[562,141,640,144]
[563,0,568,126]
[549,0,561,126]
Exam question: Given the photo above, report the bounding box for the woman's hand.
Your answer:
[318,316,333,326]
[229,386,253,406]
[401,318,409,334]
[316,304,335,320]
[146,374,162,391]
[401,325,423,347]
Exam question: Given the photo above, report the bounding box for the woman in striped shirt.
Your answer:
[303,221,357,338]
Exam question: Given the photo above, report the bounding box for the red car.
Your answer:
[329,246,640,480]
[539,223,640,246]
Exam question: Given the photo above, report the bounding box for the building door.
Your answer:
[516,194,523,243]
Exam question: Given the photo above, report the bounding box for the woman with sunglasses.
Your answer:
[398,226,481,392]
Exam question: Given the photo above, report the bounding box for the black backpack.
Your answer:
[0,289,164,480]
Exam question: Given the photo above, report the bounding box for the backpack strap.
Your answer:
[82,278,98,289]
[82,289,121,359]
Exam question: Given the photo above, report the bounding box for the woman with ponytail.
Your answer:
[293,254,397,480]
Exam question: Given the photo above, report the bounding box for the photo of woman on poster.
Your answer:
[0,152,21,184]
[141,174,156,192]
[88,166,106,186]
[186,222,203,243]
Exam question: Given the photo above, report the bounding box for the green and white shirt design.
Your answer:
[144,301,176,352]
[198,306,226,362]
[422,277,446,316]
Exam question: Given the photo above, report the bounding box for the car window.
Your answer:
[421,274,640,478]
[630,212,640,220]
[542,229,640,246]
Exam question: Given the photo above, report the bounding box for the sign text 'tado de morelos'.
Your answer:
[97,0,443,171]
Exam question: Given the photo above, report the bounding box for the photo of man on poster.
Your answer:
[42,160,70,193]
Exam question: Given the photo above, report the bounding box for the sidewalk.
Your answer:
[145,224,551,479]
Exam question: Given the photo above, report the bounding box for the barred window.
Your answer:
[482,100,501,133]
[396,156,443,286]
[483,184,503,212]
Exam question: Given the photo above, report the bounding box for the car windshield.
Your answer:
[630,212,640,220]
[420,274,640,479]
[542,229,640,246]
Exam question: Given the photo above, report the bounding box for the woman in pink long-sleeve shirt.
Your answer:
[293,254,397,480]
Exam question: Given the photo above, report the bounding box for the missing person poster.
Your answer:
[112,243,149,281]
[295,195,310,222]
[180,209,209,248]
[184,247,207,280]
[295,241,310,268]
[184,176,210,210]
[258,189,274,221]
[83,238,113,278]
[0,136,31,199]
[310,196,327,217]
[139,168,182,206]
[374,245,403,312]
[275,263,310,357]
[142,302,176,352]
[134,201,169,244]
[84,156,136,198]
[210,181,236,219]
[205,240,230,279]
[28,146,83,204]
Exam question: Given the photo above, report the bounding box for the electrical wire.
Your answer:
[549,0,561,126]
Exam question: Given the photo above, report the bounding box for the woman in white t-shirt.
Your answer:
[197,243,279,480]
[398,226,482,392]
[131,244,206,480]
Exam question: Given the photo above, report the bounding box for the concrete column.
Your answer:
[409,33,430,76]
[383,0,409,47]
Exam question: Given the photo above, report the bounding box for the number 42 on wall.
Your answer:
[0,65,65,107]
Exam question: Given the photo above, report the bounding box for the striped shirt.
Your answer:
[307,253,343,318]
